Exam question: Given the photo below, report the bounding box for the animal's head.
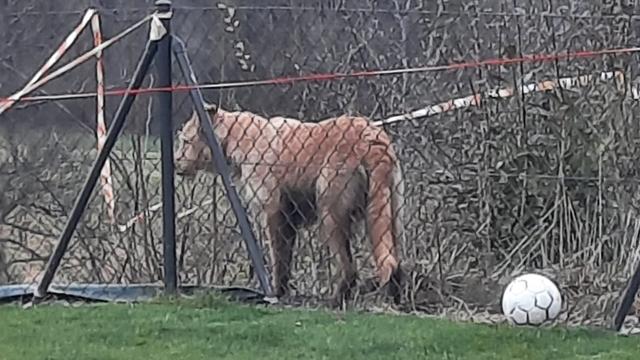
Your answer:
[174,110,213,177]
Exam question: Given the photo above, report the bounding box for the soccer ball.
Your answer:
[501,273,562,326]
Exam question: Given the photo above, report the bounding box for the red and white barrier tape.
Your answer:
[0,9,96,115]
[0,8,150,226]
[373,70,625,126]
[117,200,214,232]
[0,14,151,116]
[91,13,116,225]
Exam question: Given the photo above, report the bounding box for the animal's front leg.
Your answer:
[266,209,297,297]
[243,173,290,297]
[316,170,360,307]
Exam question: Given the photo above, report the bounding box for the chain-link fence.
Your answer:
[2,0,640,328]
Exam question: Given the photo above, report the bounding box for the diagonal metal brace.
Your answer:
[34,40,159,300]
[171,35,275,300]
[612,257,640,332]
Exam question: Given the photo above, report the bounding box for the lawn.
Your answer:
[0,296,638,360]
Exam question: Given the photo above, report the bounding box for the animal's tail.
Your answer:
[388,160,405,298]
[362,131,404,292]
[391,159,405,267]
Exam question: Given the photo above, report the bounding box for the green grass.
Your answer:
[0,296,638,360]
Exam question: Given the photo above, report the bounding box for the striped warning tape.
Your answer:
[0,8,149,227]
[91,12,116,226]
[373,70,625,126]
[0,9,96,114]
[117,200,214,233]
[0,13,151,116]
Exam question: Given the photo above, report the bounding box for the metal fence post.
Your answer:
[612,259,640,331]
[153,0,177,295]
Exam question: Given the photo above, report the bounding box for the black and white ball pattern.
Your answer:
[501,273,562,326]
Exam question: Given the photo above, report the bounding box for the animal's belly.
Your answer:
[280,186,317,227]
[278,163,319,189]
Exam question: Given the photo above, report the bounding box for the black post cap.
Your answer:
[155,0,172,9]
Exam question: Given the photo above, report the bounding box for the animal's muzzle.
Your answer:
[174,160,196,177]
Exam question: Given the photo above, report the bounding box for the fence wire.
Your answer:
[1,0,640,328]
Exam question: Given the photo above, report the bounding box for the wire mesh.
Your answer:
[1,0,640,329]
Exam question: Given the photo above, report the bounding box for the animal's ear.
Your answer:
[180,111,200,138]
[190,110,201,126]
[203,102,218,113]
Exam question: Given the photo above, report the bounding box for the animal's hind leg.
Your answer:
[316,171,360,307]
[319,209,357,307]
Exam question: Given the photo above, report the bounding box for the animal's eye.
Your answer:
[177,131,190,142]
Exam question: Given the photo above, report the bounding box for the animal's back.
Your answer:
[315,116,393,168]
[218,111,396,192]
